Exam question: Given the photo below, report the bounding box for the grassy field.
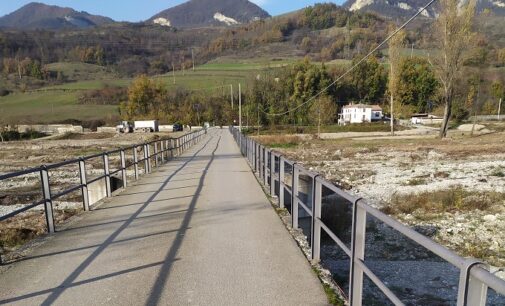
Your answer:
[0,60,284,124]
[0,90,119,124]
[45,62,117,81]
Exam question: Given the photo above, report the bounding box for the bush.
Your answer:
[78,86,127,105]
[382,187,502,217]
[0,88,10,97]
[452,103,470,123]
[0,129,47,141]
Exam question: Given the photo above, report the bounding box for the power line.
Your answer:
[263,0,438,117]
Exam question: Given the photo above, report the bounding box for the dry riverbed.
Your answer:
[258,126,505,270]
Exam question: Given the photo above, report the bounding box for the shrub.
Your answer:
[0,88,10,96]
[383,187,502,216]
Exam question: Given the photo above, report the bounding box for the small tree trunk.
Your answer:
[257,103,260,136]
[471,83,480,137]
[440,97,452,138]
[439,89,452,138]
[390,94,395,136]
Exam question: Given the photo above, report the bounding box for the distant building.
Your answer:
[339,104,383,125]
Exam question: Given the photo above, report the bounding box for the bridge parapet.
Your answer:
[230,126,505,306]
[0,129,206,237]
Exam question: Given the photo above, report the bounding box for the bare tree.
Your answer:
[431,0,476,138]
[388,27,406,136]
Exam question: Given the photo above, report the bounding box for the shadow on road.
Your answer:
[0,132,221,305]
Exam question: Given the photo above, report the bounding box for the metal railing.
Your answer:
[231,127,505,306]
[0,129,207,233]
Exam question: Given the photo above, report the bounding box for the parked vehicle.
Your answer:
[116,121,133,133]
[173,123,183,132]
[134,120,159,133]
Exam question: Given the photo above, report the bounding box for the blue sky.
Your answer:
[0,1,344,22]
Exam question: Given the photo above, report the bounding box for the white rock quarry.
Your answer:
[153,17,171,27]
[398,2,413,10]
[420,8,431,17]
[213,12,240,26]
[350,0,375,11]
[493,0,505,7]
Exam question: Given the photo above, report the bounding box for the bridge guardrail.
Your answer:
[231,126,505,306]
[0,129,207,233]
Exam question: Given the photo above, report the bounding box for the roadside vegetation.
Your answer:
[0,129,47,142]
[382,187,503,217]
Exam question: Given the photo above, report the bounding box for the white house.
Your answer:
[339,104,383,125]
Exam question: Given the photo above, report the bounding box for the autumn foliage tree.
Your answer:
[431,0,476,138]
[396,57,439,113]
[387,27,406,135]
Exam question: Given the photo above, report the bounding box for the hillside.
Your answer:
[343,0,505,18]
[0,2,114,30]
[148,0,270,28]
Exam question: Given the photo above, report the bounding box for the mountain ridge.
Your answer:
[148,0,271,28]
[343,0,505,18]
[0,2,114,30]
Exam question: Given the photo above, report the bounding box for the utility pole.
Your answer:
[172,62,175,85]
[231,84,234,109]
[239,83,242,131]
[498,98,502,121]
[390,94,394,136]
[191,49,195,71]
[411,43,414,59]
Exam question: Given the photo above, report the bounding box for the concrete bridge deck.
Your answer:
[0,129,327,306]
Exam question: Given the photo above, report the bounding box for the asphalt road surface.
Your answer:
[0,129,327,306]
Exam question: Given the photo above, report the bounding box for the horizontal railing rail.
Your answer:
[230,126,505,306]
[0,129,207,235]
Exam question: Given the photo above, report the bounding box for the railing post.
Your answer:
[143,144,149,173]
[79,158,90,211]
[146,144,152,172]
[248,138,251,163]
[256,143,259,173]
[279,157,285,208]
[160,140,165,163]
[258,145,263,177]
[258,145,262,177]
[154,142,159,167]
[264,148,268,184]
[103,153,112,197]
[292,164,299,229]
[40,166,55,233]
[133,147,139,180]
[270,153,275,196]
[170,139,174,159]
[457,261,488,306]
[312,177,322,261]
[350,199,366,306]
[120,149,127,189]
